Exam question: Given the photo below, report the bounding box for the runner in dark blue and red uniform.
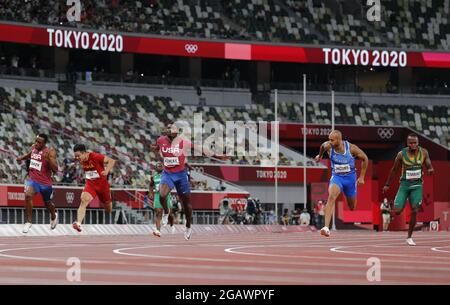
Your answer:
[16,134,59,233]
[153,123,194,240]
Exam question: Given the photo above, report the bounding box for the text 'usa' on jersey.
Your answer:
[157,136,192,173]
[28,147,53,186]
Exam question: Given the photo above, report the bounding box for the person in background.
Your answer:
[380,198,391,232]
[300,209,311,226]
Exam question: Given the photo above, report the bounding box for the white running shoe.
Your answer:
[50,213,58,230]
[22,222,32,234]
[320,226,330,237]
[184,227,192,240]
[162,213,169,226]
[153,230,161,237]
[406,238,416,246]
[170,225,175,234]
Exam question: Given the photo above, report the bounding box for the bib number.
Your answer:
[334,164,351,174]
[406,169,421,180]
[29,159,42,171]
[164,157,180,167]
[85,170,100,180]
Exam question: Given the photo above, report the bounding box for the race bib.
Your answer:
[164,157,180,167]
[29,159,42,171]
[334,164,351,174]
[85,170,100,180]
[406,169,421,180]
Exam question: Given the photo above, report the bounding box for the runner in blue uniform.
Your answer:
[314,130,368,237]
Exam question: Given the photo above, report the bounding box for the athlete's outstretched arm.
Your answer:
[422,149,434,175]
[314,141,331,162]
[382,152,403,194]
[46,148,59,173]
[102,156,116,177]
[16,150,32,162]
[350,144,369,185]
[150,142,164,162]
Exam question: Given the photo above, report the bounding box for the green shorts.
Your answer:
[153,192,172,209]
[394,182,423,209]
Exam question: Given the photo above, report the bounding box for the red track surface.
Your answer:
[0,230,449,284]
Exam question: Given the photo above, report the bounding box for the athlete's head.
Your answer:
[406,133,419,152]
[165,121,179,140]
[328,130,343,149]
[34,133,48,150]
[73,143,89,162]
[155,162,163,173]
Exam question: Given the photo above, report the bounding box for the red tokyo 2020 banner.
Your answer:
[1,23,450,68]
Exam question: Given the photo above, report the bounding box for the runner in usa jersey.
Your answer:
[72,143,116,232]
[16,134,59,233]
[314,130,368,238]
[152,122,194,240]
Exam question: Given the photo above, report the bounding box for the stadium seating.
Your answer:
[0,86,312,186]
[1,0,449,49]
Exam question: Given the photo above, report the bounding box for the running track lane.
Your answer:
[0,231,449,284]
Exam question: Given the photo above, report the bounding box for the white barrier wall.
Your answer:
[0,224,316,237]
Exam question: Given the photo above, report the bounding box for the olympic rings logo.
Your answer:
[66,192,75,205]
[377,128,394,139]
[185,44,198,54]
[191,166,204,173]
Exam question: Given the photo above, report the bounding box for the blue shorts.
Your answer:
[329,173,357,198]
[160,169,191,195]
[25,179,53,203]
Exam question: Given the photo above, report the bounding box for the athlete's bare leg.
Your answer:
[24,185,35,223]
[155,208,162,231]
[324,184,341,229]
[179,193,192,229]
[159,184,170,215]
[346,197,357,211]
[408,207,419,239]
[169,212,174,226]
[76,191,93,225]
[45,201,57,221]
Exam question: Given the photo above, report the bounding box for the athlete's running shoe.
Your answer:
[72,222,82,232]
[406,238,416,246]
[22,222,32,233]
[184,227,192,240]
[50,213,58,230]
[320,226,331,237]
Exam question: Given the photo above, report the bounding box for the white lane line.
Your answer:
[431,246,450,253]
[330,237,450,260]
[0,245,87,262]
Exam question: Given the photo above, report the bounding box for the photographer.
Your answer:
[245,197,257,224]
[219,197,232,224]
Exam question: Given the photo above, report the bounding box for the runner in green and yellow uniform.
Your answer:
[383,134,434,246]
[150,162,173,237]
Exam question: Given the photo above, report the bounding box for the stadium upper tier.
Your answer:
[0,0,449,50]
